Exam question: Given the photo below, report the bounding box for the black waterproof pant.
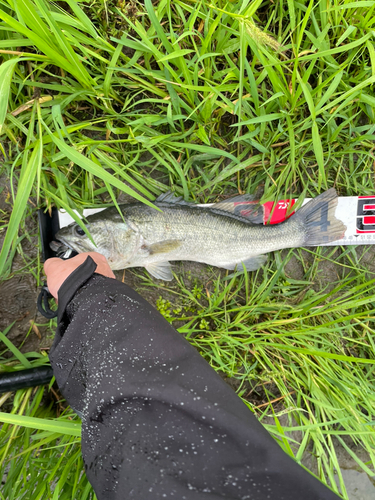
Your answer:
[49,256,339,499]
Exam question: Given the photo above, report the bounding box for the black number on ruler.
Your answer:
[356,199,375,232]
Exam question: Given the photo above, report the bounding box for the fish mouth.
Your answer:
[50,236,79,259]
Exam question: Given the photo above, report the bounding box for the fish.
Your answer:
[52,188,346,281]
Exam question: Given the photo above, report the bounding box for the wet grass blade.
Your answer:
[0,323,32,368]
[0,58,21,134]
[0,412,81,437]
[43,122,158,209]
[0,139,41,275]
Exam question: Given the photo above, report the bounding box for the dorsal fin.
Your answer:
[155,191,194,206]
[211,194,264,224]
[155,190,264,224]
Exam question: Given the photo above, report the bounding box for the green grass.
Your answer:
[0,0,375,498]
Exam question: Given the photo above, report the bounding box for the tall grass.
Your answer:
[0,0,375,498]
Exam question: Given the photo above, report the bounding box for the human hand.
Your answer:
[44,252,116,300]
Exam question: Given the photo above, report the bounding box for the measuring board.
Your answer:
[58,195,375,247]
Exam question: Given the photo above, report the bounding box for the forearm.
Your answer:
[49,257,339,500]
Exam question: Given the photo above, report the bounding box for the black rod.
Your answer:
[0,366,54,393]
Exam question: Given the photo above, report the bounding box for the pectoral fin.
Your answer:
[145,261,173,281]
[149,239,182,254]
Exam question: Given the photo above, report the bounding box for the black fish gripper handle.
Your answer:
[37,283,58,319]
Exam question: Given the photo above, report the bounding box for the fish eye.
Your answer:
[74,225,85,237]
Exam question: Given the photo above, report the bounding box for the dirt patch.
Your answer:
[0,180,53,355]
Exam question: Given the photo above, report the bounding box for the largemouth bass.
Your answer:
[53,189,346,280]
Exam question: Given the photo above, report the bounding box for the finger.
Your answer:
[96,264,116,279]
[44,257,63,275]
[89,252,106,262]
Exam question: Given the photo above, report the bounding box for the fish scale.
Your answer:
[124,203,303,265]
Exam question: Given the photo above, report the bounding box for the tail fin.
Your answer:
[293,188,346,245]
